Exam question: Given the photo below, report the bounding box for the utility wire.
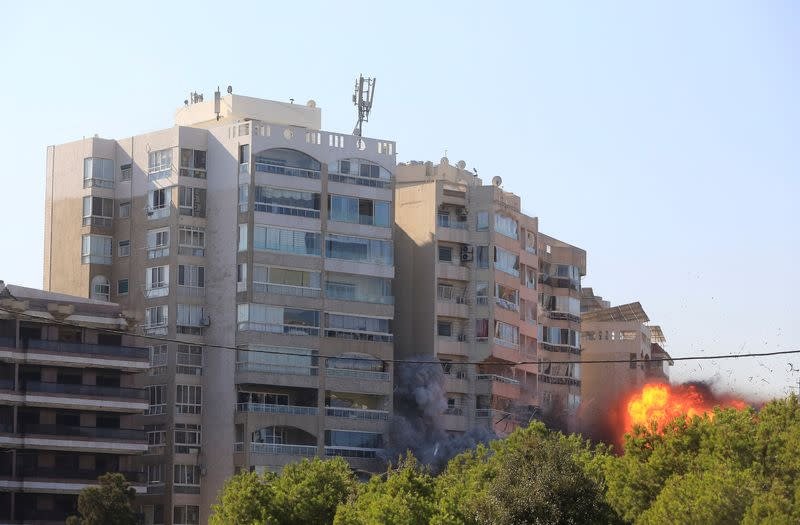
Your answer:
[1,305,799,367]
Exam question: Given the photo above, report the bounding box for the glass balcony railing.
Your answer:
[250,442,317,456]
[325,368,389,381]
[15,466,144,483]
[324,284,394,305]
[25,339,148,360]
[324,446,382,459]
[253,282,322,298]
[22,381,147,400]
[325,407,389,420]
[236,362,319,377]
[236,402,318,415]
[254,161,321,180]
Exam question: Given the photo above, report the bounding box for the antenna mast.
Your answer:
[352,75,376,137]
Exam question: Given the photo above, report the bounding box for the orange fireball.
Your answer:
[623,383,746,437]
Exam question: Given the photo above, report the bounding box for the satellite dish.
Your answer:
[456,160,466,169]
[492,176,503,187]
[307,99,317,108]
[227,85,233,94]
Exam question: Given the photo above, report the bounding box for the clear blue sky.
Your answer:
[0,1,797,398]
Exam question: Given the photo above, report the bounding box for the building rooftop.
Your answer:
[174,93,322,129]
[581,301,650,323]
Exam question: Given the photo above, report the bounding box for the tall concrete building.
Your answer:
[0,281,148,523]
[578,288,672,442]
[43,93,397,524]
[394,159,585,436]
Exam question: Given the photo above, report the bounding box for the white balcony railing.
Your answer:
[325,368,389,381]
[250,442,317,456]
[326,407,389,420]
[236,362,319,377]
[475,374,521,386]
[253,282,322,298]
[493,338,520,350]
[236,402,318,415]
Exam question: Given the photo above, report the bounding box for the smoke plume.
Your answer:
[386,358,496,471]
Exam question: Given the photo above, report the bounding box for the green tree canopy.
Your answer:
[66,472,137,525]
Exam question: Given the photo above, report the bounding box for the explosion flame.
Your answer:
[622,383,747,438]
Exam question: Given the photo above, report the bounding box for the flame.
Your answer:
[622,383,746,438]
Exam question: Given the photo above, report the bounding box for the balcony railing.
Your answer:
[539,342,581,355]
[325,368,389,381]
[437,216,469,229]
[253,282,322,298]
[19,423,145,441]
[25,339,148,360]
[325,284,394,304]
[82,216,113,227]
[328,172,392,189]
[254,203,321,218]
[15,466,144,483]
[22,380,147,400]
[475,409,513,420]
[495,298,519,311]
[236,402,318,415]
[437,285,467,303]
[178,245,205,257]
[493,338,520,350]
[236,362,319,376]
[250,442,317,456]
[237,322,319,336]
[254,161,321,180]
[326,407,389,420]
[476,296,489,306]
[234,442,244,452]
[324,330,393,343]
[475,374,521,386]
[146,206,170,220]
[324,446,382,459]
[545,311,581,323]
[177,285,205,298]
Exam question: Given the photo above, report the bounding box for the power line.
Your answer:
[1,304,799,367]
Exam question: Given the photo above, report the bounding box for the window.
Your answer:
[118,201,130,218]
[630,353,637,370]
[147,187,172,219]
[438,245,453,262]
[254,148,322,178]
[81,235,112,264]
[325,234,393,265]
[90,276,110,301]
[494,246,520,277]
[525,267,536,289]
[325,274,392,304]
[120,163,132,182]
[146,424,166,452]
[325,430,383,449]
[174,424,201,453]
[253,225,321,256]
[238,224,248,251]
[475,318,489,340]
[146,228,170,259]
[239,144,250,164]
[145,385,166,415]
[253,266,321,296]
[179,187,206,217]
[495,284,519,311]
[477,211,489,231]
[178,227,205,256]
[237,263,247,291]
[149,345,167,375]
[148,149,172,179]
[177,345,203,375]
[494,214,519,239]
[177,304,205,334]
[146,464,163,485]
[239,391,290,406]
[176,385,202,414]
[82,196,114,226]
[237,304,320,335]
[329,195,391,227]
[117,279,129,295]
[83,158,114,188]
[325,313,393,342]
[238,184,249,211]
[328,159,392,188]
[495,321,520,348]
[255,186,321,218]
[476,245,489,268]
[177,265,205,289]
[174,505,200,525]
[437,320,452,337]
[145,305,168,330]
[476,282,489,305]
[179,149,206,178]
[145,266,169,296]
[173,464,201,487]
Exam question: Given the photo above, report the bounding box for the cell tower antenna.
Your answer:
[352,74,376,137]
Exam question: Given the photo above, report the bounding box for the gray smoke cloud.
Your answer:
[385,357,497,472]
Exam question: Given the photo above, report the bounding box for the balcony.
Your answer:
[15,466,144,483]
[24,339,148,361]
[82,216,113,228]
[146,205,170,220]
[250,442,317,456]
[493,337,519,351]
[18,424,145,441]
[474,408,513,421]
[437,336,469,357]
[143,286,169,299]
[235,362,319,389]
[255,161,321,180]
[539,342,581,356]
[328,172,392,189]
[544,310,581,323]
[236,402,318,416]
[324,329,393,343]
[22,381,147,401]
[253,282,321,299]
[325,368,389,381]
[325,407,389,421]
[476,374,521,398]
[177,285,205,298]
[324,446,382,459]
[325,284,394,305]
[437,262,469,282]
[236,362,318,377]
[237,322,319,336]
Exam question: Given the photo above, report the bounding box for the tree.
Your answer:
[209,470,277,525]
[66,472,137,525]
[334,454,437,525]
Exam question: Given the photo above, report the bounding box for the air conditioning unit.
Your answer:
[199,317,211,327]
[460,245,474,262]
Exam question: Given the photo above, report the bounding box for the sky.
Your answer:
[0,1,797,398]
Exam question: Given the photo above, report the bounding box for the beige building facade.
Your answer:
[43,94,397,524]
[394,159,585,436]
[0,281,149,523]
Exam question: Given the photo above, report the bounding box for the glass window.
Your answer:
[494,246,519,276]
[437,321,452,337]
[178,187,206,217]
[119,201,130,218]
[255,186,320,217]
[81,235,112,264]
[177,345,203,376]
[176,385,202,414]
[83,158,114,188]
[238,224,248,251]
[438,246,453,262]
[90,276,110,301]
[325,314,392,341]
[174,505,200,525]
[145,385,166,415]
[173,464,201,486]
[325,430,383,449]
[120,163,132,181]
[117,279,129,295]
[148,149,172,178]
[253,226,321,256]
[325,234,393,265]
[179,149,206,178]
[477,211,489,231]
[476,245,489,268]
[475,319,489,339]
[118,240,130,257]
[177,265,204,288]
[494,214,519,239]
[82,196,114,225]
[174,424,201,454]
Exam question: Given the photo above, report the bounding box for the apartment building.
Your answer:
[578,289,672,441]
[43,93,397,524]
[394,158,585,436]
[0,281,148,524]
